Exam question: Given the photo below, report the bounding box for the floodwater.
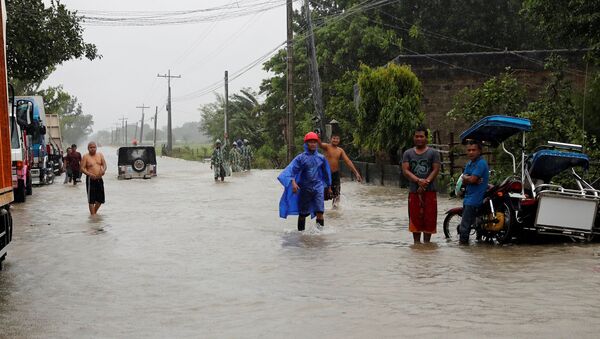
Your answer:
[1,148,599,338]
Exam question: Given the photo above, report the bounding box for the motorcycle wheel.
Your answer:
[443,211,462,241]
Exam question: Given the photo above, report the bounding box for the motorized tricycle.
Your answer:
[517,141,600,241]
[443,115,532,244]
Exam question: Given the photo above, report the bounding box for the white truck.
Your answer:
[46,113,64,175]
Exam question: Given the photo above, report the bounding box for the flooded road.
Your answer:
[1,148,599,338]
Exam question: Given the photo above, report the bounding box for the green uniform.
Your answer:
[211,147,226,179]
[242,144,253,171]
[230,147,242,172]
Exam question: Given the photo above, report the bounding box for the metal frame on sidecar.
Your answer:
[522,145,600,240]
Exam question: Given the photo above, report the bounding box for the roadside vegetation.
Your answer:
[199,0,600,172]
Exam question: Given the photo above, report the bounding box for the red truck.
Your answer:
[0,0,15,269]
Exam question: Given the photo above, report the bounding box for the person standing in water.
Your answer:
[63,147,72,184]
[211,139,226,181]
[401,126,441,244]
[318,132,363,208]
[458,140,489,245]
[230,141,242,172]
[66,144,82,185]
[278,132,332,231]
[80,142,107,215]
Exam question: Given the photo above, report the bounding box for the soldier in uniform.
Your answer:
[211,139,226,181]
[230,141,242,172]
[242,139,254,171]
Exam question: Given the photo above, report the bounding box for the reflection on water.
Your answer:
[0,147,599,338]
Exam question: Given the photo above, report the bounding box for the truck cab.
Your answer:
[15,96,54,186]
[9,87,32,202]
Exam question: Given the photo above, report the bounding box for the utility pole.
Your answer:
[134,122,138,142]
[305,0,325,137]
[114,123,121,145]
[118,117,127,145]
[157,70,181,155]
[224,70,229,145]
[153,106,158,147]
[286,0,295,162]
[136,104,150,144]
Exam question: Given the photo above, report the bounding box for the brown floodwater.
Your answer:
[0,148,599,338]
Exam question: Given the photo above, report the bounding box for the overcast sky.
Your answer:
[41,0,289,133]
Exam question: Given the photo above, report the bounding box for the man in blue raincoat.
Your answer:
[278,132,332,231]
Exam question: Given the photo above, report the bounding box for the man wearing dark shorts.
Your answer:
[80,142,107,215]
[402,126,441,244]
[319,132,362,208]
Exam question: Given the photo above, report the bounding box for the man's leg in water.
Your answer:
[94,202,102,214]
[297,215,307,231]
[412,232,422,243]
[423,233,432,243]
[88,204,96,215]
[316,212,324,228]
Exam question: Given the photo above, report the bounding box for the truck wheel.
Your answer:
[26,174,32,195]
[14,179,26,203]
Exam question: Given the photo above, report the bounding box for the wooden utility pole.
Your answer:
[157,70,181,155]
[286,0,295,162]
[136,104,150,144]
[153,106,158,147]
[305,0,325,137]
[224,70,229,145]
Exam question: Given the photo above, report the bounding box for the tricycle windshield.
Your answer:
[528,149,589,182]
[460,115,532,146]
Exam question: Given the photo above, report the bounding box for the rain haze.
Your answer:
[42,0,289,132]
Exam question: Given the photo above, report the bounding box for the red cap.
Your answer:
[304,132,320,143]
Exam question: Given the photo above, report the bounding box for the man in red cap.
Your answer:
[278,132,332,231]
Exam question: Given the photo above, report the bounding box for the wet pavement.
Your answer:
[1,147,599,338]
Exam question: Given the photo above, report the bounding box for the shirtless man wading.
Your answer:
[80,142,107,215]
[319,133,362,208]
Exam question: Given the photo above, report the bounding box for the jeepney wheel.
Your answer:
[443,211,462,241]
[14,179,26,203]
[132,158,146,172]
[25,174,32,195]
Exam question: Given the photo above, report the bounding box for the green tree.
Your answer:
[6,0,99,92]
[38,86,94,145]
[448,71,529,123]
[522,0,600,59]
[260,0,551,162]
[355,63,424,161]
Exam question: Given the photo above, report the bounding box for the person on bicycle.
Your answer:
[459,140,489,244]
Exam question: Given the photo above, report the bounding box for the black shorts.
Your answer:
[331,171,341,198]
[86,177,105,204]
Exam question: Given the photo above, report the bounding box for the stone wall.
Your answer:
[393,49,589,143]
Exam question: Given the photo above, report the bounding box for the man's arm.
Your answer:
[100,154,107,176]
[402,162,421,184]
[341,149,362,182]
